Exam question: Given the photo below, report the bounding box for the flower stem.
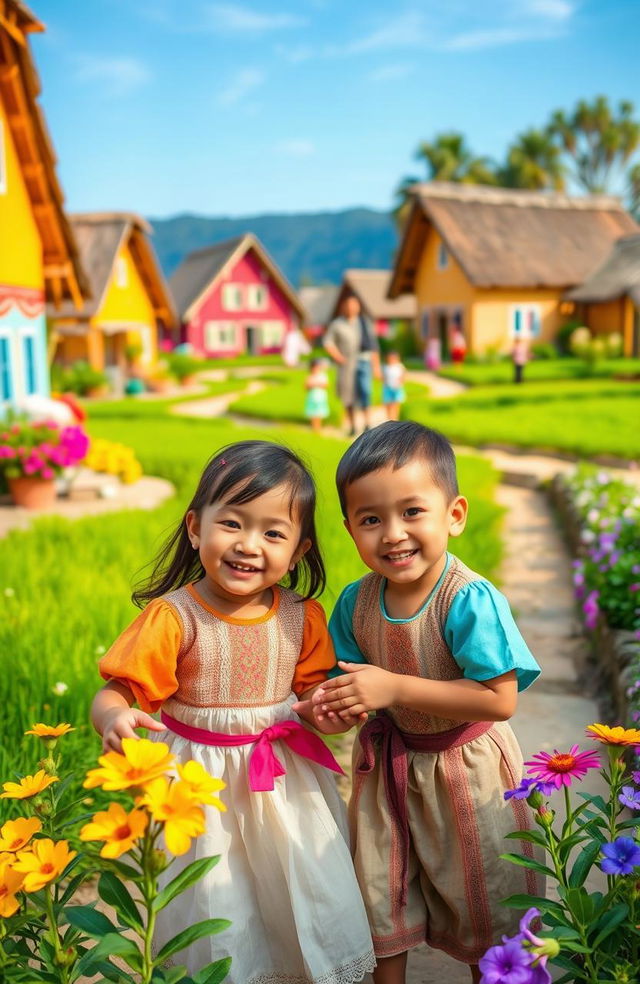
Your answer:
[43,883,69,984]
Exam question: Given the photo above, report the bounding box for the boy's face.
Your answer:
[343,458,467,590]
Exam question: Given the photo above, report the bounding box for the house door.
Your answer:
[245,325,259,354]
[437,312,450,361]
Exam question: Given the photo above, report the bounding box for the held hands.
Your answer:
[100,707,165,753]
[312,662,398,720]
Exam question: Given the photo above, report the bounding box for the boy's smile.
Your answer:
[344,458,467,614]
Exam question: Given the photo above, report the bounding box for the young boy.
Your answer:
[311,421,542,984]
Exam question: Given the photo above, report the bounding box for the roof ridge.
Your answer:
[413,181,624,211]
[185,233,251,260]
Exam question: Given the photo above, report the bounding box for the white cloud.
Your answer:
[368,62,415,82]
[275,139,315,156]
[206,3,306,33]
[328,11,429,56]
[73,55,152,96]
[275,43,315,64]
[523,0,576,20]
[217,67,266,105]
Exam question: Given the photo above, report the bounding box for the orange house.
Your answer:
[388,182,638,359]
[0,0,87,411]
[50,213,177,373]
[567,234,640,356]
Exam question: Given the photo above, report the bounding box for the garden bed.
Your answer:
[548,468,640,726]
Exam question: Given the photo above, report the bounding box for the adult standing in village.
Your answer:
[323,293,380,436]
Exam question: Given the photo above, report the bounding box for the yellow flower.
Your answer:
[177,761,226,811]
[0,861,25,917]
[80,802,148,858]
[12,839,76,892]
[586,723,640,746]
[1,771,59,800]
[24,723,75,739]
[141,778,205,856]
[0,817,42,852]
[83,738,175,791]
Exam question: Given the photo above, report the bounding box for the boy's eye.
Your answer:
[404,507,423,517]
[361,516,379,527]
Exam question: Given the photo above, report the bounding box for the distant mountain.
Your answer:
[147,207,399,287]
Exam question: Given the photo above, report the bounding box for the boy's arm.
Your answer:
[313,664,517,722]
[92,680,165,753]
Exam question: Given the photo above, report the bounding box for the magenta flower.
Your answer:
[524,744,601,789]
[479,938,539,984]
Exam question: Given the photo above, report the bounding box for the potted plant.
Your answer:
[167,351,201,387]
[0,418,90,509]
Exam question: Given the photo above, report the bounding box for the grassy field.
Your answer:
[0,407,502,817]
[436,357,640,387]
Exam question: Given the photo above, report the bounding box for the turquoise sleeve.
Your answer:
[327,581,368,677]
[444,580,541,692]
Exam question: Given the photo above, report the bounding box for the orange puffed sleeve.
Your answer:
[292,599,336,697]
[99,599,183,713]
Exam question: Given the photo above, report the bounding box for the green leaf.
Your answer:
[86,959,136,983]
[98,871,144,933]
[77,933,142,975]
[153,856,221,913]
[557,829,592,863]
[192,957,232,984]
[562,886,597,926]
[155,919,231,964]
[57,871,91,907]
[589,903,629,949]
[499,893,566,919]
[576,791,608,813]
[568,841,601,887]
[499,853,556,879]
[504,829,548,847]
[64,904,120,938]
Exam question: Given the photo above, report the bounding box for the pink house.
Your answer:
[169,234,306,357]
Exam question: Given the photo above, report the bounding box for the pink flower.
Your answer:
[524,744,601,788]
[41,468,54,480]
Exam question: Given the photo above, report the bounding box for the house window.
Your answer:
[260,321,285,348]
[204,321,238,350]
[0,120,6,194]
[22,334,37,394]
[247,284,268,310]
[222,284,243,311]
[0,335,11,401]
[115,256,128,288]
[437,242,448,270]
[510,304,541,339]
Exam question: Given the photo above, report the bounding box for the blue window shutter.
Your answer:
[514,309,522,334]
[23,336,36,394]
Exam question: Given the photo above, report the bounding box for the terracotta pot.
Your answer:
[8,476,57,510]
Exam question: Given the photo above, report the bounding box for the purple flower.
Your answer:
[632,770,640,784]
[479,939,540,984]
[583,590,600,630]
[600,837,640,875]
[504,779,556,801]
[631,584,640,593]
[619,786,640,811]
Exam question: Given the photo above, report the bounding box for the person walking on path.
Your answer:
[323,293,381,436]
[511,337,528,384]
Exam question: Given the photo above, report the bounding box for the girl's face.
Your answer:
[343,458,467,595]
[187,482,310,607]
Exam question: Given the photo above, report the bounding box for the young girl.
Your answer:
[91,440,375,984]
[304,357,330,432]
[381,351,405,422]
[302,421,543,984]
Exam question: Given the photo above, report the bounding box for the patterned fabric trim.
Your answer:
[371,924,426,957]
[243,949,376,984]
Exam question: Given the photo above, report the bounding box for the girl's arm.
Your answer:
[91,680,165,753]
[294,685,365,734]
[313,664,517,723]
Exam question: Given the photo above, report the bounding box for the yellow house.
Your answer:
[388,182,639,359]
[567,234,640,356]
[50,213,177,373]
[0,0,87,411]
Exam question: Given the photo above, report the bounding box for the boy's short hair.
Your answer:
[336,420,459,516]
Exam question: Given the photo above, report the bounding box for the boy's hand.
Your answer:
[312,662,398,717]
[101,708,165,753]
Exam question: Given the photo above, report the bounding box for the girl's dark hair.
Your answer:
[133,440,326,607]
[336,420,459,516]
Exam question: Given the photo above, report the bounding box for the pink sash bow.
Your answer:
[161,711,345,792]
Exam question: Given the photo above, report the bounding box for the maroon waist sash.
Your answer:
[356,712,493,907]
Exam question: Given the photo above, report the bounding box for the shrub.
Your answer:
[166,352,202,383]
[530,342,556,360]
[51,362,109,397]
[555,319,583,355]
[569,328,624,375]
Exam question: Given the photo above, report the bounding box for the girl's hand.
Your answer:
[312,662,399,717]
[291,697,366,734]
[101,708,165,753]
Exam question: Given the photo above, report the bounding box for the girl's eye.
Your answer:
[220,520,240,529]
[265,530,286,540]
[361,516,379,527]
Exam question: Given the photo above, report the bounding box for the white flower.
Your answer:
[3,587,15,597]
[587,509,599,524]
[95,644,106,655]
[581,530,596,544]
[52,681,68,696]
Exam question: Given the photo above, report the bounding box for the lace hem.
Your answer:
[244,948,376,984]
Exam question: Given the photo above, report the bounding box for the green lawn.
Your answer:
[0,407,502,815]
[437,357,640,387]
[87,378,247,419]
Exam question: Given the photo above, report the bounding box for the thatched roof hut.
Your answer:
[567,234,640,306]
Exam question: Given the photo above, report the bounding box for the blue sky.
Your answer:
[32,0,639,219]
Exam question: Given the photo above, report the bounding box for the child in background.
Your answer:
[382,350,406,421]
[91,440,374,984]
[304,421,542,984]
[512,337,528,384]
[304,356,330,432]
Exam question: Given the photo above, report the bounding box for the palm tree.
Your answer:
[548,96,640,193]
[499,128,566,191]
[628,162,640,220]
[393,132,497,227]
